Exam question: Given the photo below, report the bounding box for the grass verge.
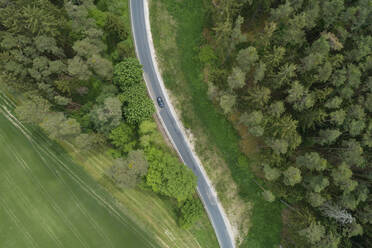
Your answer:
[150,0,282,246]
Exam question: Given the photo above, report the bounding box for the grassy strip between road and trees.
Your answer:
[149,0,282,247]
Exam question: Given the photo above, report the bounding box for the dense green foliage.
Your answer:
[178,198,204,229]
[114,58,143,89]
[2,0,200,230]
[145,147,197,202]
[108,149,149,188]
[204,0,371,246]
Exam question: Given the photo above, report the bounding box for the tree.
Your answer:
[113,58,143,90]
[87,54,113,80]
[308,192,326,207]
[239,111,264,136]
[262,190,275,202]
[296,152,327,171]
[272,63,297,89]
[34,35,63,57]
[347,64,361,89]
[73,39,102,59]
[54,95,71,106]
[59,118,81,138]
[198,45,217,65]
[90,96,122,134]
[0,0,64,37]
[307,175,329,193]
[332,163,352,183]
[311,35,330,56]
[40,112,81,140]
[286,81,305,103]
[109,123,136,154]
[365,93,372,112]
[107,150,148,188]
[283,166,301,186]
[342,139,364,167]
[74,133,102,151]
[227,67,245,90]
[268,101,285,118]
[270,0,293,22]
[230,15,246,51]
[104,13,128,45]
[236,46,258,72]
[266,138,288,155]
[317,232,341,248]
[320,203,354,224]
[219,93,236,114]
[325,97,342,109]
[347,120,365,137]
[299,222,325,245]
[348,223,363,238]
[321,0,344,28]
[145,147,196,202]
[263,164,281,181]
[68,56,92,81]
[329,110,346,126]
[120,83,155,124]
[270,115,302,150]
[15,95,51,124]
[201,0,372,245]
[116,39,135,60]
[138,120,162,148]
[248,125,264,137]
[318,129,341,145]
[265,46,286,68]
[239,111,263,127]
[178,198,203,229]
[318,61,333,82]
[331,163,357,194]
[247,86,271,107]
[253,62,266,83]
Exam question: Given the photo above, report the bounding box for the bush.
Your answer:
[107,150,149,188]
[89,8,107,28]
[145,147,197,202]
[104,13,128,46]
[113,58,143,90]
[120,83,155,124]
[109,123,137,154]
[179,198,203,229]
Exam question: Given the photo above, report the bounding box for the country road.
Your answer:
[129,1,235,248]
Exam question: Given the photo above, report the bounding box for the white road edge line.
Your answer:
[130,1,236,247]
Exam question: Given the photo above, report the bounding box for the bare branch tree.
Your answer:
[320,202,354,225]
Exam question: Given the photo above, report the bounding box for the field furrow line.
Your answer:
[3,172,64,248]
[0,198,39,248]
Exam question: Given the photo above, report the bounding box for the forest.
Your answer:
[0,0,202,229]
[200,0,371,247]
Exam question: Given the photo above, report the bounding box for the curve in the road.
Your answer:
[129,1,235,248]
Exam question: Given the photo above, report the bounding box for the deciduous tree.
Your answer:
[283,166,302,186]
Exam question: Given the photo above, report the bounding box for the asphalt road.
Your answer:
[130,1,235,248]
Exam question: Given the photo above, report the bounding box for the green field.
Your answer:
[0,93,159,248]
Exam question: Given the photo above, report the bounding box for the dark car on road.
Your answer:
[157,96,165,108]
